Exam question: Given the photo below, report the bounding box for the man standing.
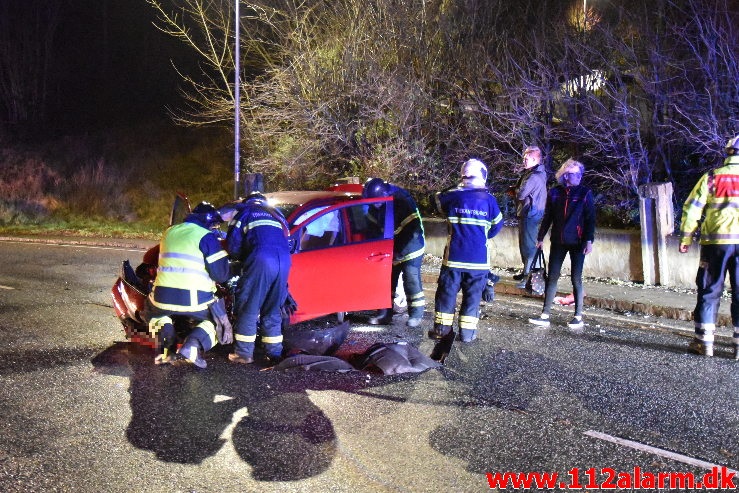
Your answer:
[363,178,426,327]
[144,202,231,368]
[679,135,739,359]
[430,158,503,343]
[226,193,291,365]
[512,146,547,288]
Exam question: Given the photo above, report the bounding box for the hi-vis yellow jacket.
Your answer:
[150,221,230,312]
[680,155,739,246]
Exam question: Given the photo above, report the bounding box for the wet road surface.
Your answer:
[0,240,736,492]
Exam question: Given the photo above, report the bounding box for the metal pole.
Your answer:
[234,0,241,199]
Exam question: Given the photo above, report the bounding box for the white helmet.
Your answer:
[726,134,739,155]
[461,159,488,188]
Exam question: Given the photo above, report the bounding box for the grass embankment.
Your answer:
[0,123,233,239]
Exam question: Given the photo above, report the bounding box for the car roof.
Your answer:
[265,190,362,223]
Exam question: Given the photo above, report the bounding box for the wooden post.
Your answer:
[638,182,674,285]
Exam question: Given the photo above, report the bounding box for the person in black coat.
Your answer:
[528,158,596,329]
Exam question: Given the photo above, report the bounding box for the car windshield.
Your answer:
[273,203,300,220]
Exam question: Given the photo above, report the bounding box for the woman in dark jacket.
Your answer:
[529,158,596,329]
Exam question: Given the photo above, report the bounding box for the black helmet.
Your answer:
[363,178,390,199]
[192,201,222,228]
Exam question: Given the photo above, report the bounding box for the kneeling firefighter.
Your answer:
[143,202,231,368]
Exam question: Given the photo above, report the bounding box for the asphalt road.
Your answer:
[0,240,737,492]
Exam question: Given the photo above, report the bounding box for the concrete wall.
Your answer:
[423,218,700,289]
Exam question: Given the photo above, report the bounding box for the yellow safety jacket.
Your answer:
[150,222,221,312]
[680,155,739,246]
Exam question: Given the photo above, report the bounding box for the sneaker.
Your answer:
[512,272,527,281]
[528,314,550,327]
[406,317,422,328]
[228,353,254,365]
[567,316,584,329]
[688,340,714,357]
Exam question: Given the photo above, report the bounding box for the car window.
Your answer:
[346,203,384,241]
[295,201,391,252]
[296,207,342,251]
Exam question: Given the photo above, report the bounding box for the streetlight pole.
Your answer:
[233,0,241,199]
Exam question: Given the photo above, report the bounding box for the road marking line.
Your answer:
[583,430,739,474]
[0,284,14,290]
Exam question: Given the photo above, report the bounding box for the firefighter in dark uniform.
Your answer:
[144,202,231,368]
[430,159,503,343]
[679,134,739,359]
[363,178,426,327]
[226,193,291,365]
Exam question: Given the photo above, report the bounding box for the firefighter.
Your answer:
[226,192,291,365]
[679,134,739,359]
[430,158,503,342]
[143,202,230,368]
[363,178,427,327]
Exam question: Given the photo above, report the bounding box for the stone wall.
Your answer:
[422,218,700,288]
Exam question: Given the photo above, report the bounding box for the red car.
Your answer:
[111,186,395,349]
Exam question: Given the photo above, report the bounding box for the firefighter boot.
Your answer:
[428,323,452,340]
[176,343,207,369]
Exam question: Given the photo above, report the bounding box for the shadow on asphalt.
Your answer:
[90,341,428,481]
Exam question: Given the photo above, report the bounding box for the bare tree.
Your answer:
[0,2,62,130]
[149,0,738,220]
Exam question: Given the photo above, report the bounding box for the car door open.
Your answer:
[287,197,394,323]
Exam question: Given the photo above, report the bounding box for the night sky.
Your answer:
[48,1,197,131]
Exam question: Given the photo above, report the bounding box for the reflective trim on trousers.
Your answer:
[235,333,257,343]
[434,312,454,325]
[261,335,284,344]
[198,320,217,348]
[458,314,479,330]
[694,323,715,342]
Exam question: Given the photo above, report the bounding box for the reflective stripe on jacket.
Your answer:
[435,186,503,271]
[150,222,225,312]
[367,185,426,265]
[680,156,739,246]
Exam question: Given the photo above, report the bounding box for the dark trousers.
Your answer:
[434,267,487,339]
[519,210,543,273]
[391,256,425,319]
[142,301,213,353]
[233,248,291,358]
[542,243,586,317]
[694,244,739,328]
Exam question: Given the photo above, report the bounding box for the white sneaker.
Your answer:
[567,316,584,329]
[528,314,550,327]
